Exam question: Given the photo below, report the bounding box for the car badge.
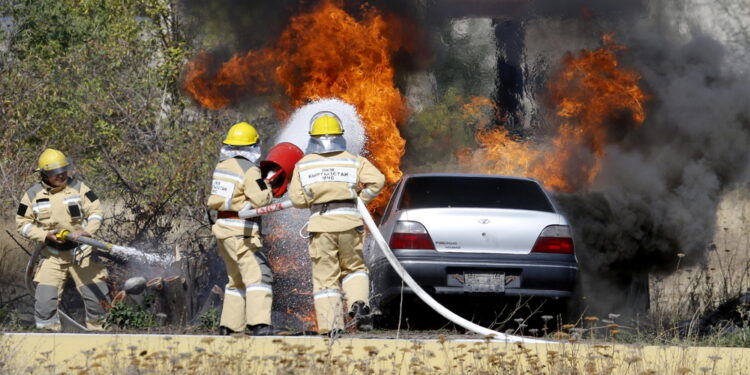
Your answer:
[478,219,490,224]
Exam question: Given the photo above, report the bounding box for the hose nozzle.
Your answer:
[56,229,70,242]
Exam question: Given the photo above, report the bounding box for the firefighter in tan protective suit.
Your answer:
[207,122,276,336]
[289,112,385,337]
[16,148,109,331]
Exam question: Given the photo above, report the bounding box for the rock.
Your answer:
[123,276,147,295]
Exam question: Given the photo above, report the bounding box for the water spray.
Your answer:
[55,229,173,266]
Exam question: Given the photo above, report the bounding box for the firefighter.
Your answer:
[208,122,275,336]
[16,148,109,331]
[288,111,385,337]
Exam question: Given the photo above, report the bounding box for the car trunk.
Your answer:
[401,208,562,255]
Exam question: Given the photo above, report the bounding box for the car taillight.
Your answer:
[389,221,435,250]
[532,225,574,254]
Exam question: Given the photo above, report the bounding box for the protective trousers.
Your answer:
[33,250,109,331]
[309,227,370,333]
[217,235,273,332]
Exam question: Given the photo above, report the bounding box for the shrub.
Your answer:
[197,308,220,331]
[105,301,157,330]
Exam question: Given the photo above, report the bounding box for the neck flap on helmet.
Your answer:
[305,135,347,155]
[219,144,262,163]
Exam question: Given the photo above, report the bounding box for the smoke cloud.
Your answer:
[561,16,750,313]
[180,1,301,52]
[423,0,646,20]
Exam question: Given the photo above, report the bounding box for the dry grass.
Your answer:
[0,220,32,329]
[0,220,32,284]
[648,188,750,333]
[2,333,750,375]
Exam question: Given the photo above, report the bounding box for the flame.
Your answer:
[183,51,275,110]
[288,288,312,296]
[287,306,318,331]
[459,34,647,192]
[266,225,306,275]
[268,253,305,275]
[183,1,407,210]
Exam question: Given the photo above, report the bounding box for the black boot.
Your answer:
[247,324,275,336]
[349,300,373,332]
[218,326,235,336]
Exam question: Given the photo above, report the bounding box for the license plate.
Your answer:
[464,273,505,292]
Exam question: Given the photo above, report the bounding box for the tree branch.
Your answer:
[5,230,31,257]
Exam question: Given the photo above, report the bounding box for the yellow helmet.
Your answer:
[309,112,344,136]
[37,148,71,176]
[223,122,259,146]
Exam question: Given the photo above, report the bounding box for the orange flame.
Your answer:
[287,306,318,331]
[183,1,407,209]
[268,253,305,275]
[183,51,275,110]
[266,225,306,275]
[459,34,647,192]
[274,1,407,210]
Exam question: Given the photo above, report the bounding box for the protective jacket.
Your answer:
[208,157,273,239]
[288,151,385,232]
[16,178,103,245]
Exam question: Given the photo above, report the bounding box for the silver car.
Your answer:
[366,173,578,320]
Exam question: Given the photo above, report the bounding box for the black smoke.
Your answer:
[179,1,301,52]
[422,0,646,20]
[563,26,750,315]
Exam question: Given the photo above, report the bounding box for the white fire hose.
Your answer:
[242,199,547,342]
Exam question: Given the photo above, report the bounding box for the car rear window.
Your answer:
[398,176,554,212]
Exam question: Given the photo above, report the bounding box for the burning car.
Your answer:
[366,173,578,323]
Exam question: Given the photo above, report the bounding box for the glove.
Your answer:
[45,231,63,244]
[69,230,91,241]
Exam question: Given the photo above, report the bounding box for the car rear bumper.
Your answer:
[369,250,578,305]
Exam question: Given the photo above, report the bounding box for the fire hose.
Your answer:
[240,199,547,342]
[238,200,294,218]
[55,230,167,262]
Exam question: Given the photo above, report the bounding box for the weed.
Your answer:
[0,307,24,331]
[196,309,220,331]
[105,300,157,330]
